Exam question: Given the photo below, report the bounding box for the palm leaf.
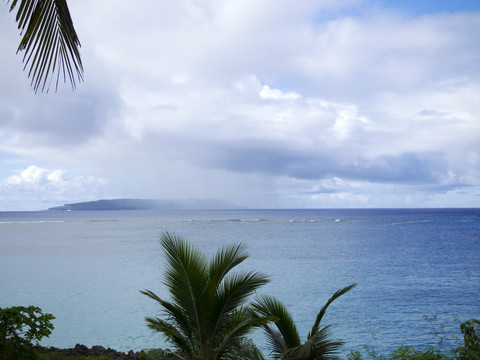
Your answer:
[214,306,271,357]
[9,0,83,92]
[257,324,288,359]
[144,315,195,355]
[142,232,271,360]
[160,232,208,335]
[309,283,357,337]
[202,272,268,349]
[140,290,194,342]
[202,242,251,337]
[215,271,270,318]
[209,243,249,287]
[255,285,357,360]
[224,338,266,360]
[253,295,301,349]
[286,326,344,360]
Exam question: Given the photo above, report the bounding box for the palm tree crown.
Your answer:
[253,284,357,360]
[8,0,83,92]
[141,232,270,360]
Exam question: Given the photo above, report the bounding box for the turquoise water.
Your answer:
[1,208,479,355]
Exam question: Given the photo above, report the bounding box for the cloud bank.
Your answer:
[1,0,479,210]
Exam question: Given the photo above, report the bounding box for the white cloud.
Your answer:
[5,165,48,185]
[259,85,301,101]
[0,166,109,210]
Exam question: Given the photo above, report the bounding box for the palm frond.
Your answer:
[209,243,249,286]
[262,326,288,359]
[308,325,344,359]
[140,290,194,341]
[224,338,266,360]
[146,349,186,360]
[161,232,208,329]
[254,285,356,360]
[283,326,344,360]
[253,295,301,348]
[143,232,271,360]
[144,316,196,357]
[214,307,270,357]
[283,340,315,360]
[9,0,83,92]
[201,243,252,337]
[215,271,270,320]
[205,271,269,356]
[309,283,357,337]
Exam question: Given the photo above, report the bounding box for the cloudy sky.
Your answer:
[1,0,479,210]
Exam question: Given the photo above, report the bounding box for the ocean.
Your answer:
[1,208,479,356]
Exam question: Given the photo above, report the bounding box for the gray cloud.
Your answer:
[195,139,450,185]
[342,152,449,184]
[0,91,122,145]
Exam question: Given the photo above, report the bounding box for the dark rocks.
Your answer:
[45,344,144,359]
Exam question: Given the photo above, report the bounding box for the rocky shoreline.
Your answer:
[43,344,145,359]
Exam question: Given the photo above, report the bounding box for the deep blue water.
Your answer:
[1,208,479,356]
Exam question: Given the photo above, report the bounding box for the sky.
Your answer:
[1,0,480,211]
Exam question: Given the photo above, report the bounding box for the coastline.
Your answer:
[41,344,147,359]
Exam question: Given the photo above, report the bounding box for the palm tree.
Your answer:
[140,232,271,360]
[253,284,357,360]
[7,0,83,92]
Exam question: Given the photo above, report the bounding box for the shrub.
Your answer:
[456,319,480,360]
[0,305,55,360]
[347,318,480,360]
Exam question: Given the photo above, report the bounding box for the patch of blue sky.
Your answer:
[312,0,480,23]
[375,0,480,15]
[0,156,28,179]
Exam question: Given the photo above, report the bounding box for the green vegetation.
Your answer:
[253,284,357,360]
[37,354,112,360]
[140,232,270,360]
[347,345,450,360]
[0,305,54,360]
[457,319,480,360]
[347,318,480,360]
[6,0,83,92]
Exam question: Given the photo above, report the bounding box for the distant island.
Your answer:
[48,198,245,211]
